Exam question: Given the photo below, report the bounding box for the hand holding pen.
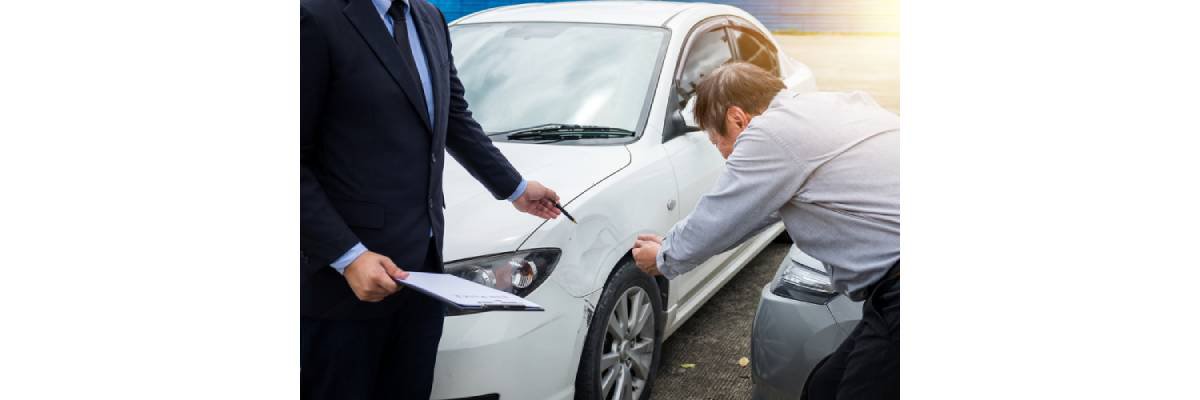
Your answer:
[513,180,564,220]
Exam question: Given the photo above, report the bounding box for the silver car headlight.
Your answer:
[772,260,837,304]
[443,248,561,298]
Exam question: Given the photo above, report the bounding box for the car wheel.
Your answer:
[576,260,664,400]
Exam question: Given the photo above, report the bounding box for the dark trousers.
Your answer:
[805,266,900,399]
[301,244,447,400]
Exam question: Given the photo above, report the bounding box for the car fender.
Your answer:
[524,144,680,299]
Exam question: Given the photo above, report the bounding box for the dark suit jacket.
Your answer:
[301,0,523,319]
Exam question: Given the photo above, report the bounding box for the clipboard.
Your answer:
[396,272,545,312]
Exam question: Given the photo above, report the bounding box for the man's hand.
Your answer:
[632,234,664,276]
[343,251,409,302]
[513,180,562,220]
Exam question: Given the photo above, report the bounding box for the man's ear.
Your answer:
[727,106,747,130]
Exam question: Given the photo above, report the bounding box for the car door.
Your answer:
[727,19,817,92]
[660,19,738,311]
[727,24,780,77]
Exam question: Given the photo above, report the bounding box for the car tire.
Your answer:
[575,259,665,400]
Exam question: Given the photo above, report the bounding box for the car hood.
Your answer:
[441,142,630,262]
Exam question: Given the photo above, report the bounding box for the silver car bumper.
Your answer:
[750,249,863,400]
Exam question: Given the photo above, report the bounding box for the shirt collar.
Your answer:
[371,0,408,17]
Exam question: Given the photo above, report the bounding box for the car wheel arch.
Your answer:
[603,251,671,313]
[575,252,669,400]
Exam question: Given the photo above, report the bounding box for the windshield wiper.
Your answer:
[497,124,636,141]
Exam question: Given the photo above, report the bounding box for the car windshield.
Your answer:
[449,23,667,142]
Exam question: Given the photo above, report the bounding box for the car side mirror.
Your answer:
[664,94,701,142]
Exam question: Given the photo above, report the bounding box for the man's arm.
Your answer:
[301,6,359,273]
[654,129,803,279]
[434,10,559,220]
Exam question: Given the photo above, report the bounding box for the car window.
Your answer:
[450,23,667,137]
[729,28,779,76]
[678,27,734,95]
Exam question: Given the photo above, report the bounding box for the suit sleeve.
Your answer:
[656,129,800,279]
[437,10,523,200]
[301,5,360,273]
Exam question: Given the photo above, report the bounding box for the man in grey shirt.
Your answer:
[632,62,899,399]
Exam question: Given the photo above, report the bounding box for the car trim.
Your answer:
[658,2,703,28]
[725,17,782,74]
[665,223,785,337]
[671,223,774,311]
[661,15,735,143]
[669,15,736,88]
[452,3,544,25]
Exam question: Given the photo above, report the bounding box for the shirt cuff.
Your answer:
[656,237,695,280]
[330,242,367,275]
[505,179,528,202]
[656,250,675,278]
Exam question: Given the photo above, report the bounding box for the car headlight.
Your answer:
[772,260,837,304]
[443,248,561,298]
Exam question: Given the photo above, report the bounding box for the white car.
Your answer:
[433,2,817,399]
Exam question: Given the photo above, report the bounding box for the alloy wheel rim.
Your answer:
[600,286,655,400]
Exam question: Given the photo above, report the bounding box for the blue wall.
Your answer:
[429,0,899,33]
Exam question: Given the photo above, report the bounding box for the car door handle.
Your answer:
[667,199,676,211]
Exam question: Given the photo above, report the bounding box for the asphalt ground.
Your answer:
[649,33,898,400]
[650,242,789,400]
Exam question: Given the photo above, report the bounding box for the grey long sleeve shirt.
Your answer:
[656,90,900,301]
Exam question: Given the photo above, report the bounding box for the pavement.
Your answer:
[650,242,789,400]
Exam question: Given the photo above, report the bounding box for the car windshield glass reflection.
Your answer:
[449,23,667,142]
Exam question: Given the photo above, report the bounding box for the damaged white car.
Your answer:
[433,2,817,399]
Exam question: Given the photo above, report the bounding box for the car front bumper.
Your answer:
[750,282,862,400]
[430,280,589,400]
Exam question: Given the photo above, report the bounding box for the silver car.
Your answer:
[750,245,863,399]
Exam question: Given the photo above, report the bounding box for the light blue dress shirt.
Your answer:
[373,0,434,123]
[330,0,525,274]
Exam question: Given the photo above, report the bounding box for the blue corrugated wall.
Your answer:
[429,0,898,33]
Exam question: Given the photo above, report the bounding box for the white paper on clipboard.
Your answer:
[396,272,544,311]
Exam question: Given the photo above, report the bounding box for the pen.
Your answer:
[554,202,577,224]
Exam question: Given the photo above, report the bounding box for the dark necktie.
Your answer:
[386,1,428,111]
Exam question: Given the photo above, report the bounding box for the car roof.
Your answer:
[453,1,724,27]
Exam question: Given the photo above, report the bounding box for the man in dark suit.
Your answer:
[300,0,562,398]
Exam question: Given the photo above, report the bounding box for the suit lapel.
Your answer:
[411,3,447,137]
[342,0,433,132]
